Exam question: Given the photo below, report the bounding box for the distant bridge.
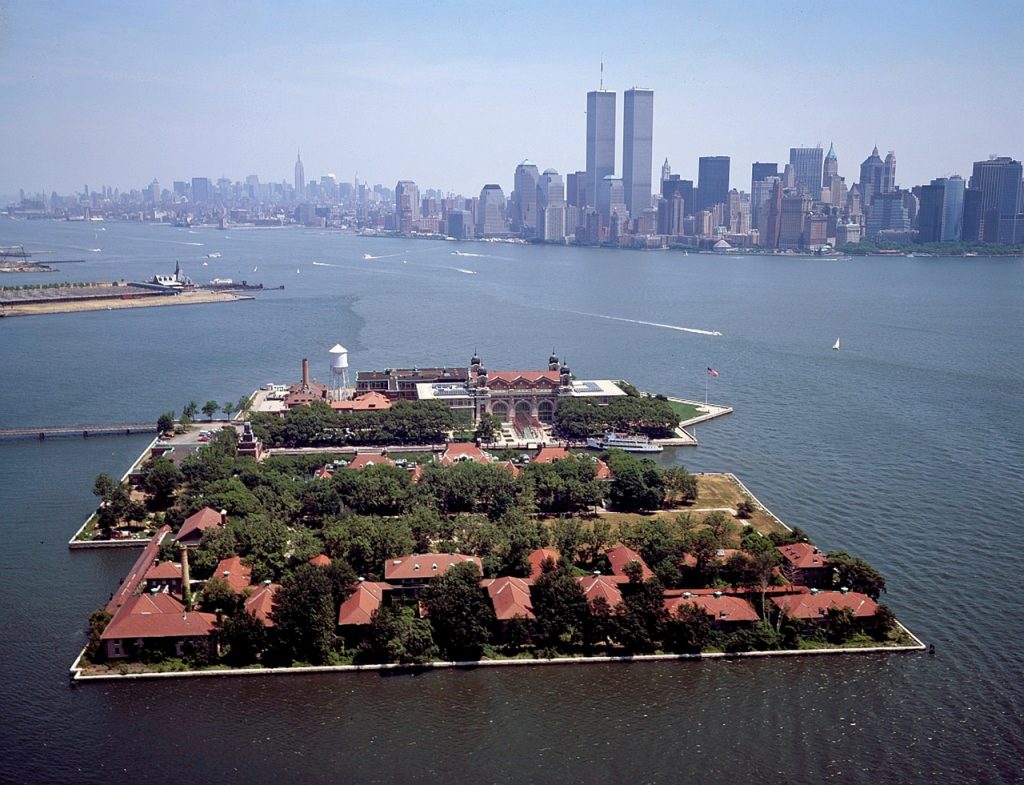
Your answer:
[0,423,158,441]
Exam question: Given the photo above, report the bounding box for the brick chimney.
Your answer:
[220,508,228,525]
[302,357,310,387]
[179,545,192,610]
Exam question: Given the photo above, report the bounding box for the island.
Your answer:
[69,354,922,680]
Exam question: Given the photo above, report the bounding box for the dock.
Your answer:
[0,423,158,441]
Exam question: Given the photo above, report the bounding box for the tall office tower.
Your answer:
[447,209,474,240]
[764,178,784,247]
[751,162,778,191]
[865,192,910,238]
[597,176,626,224]
[173,181,188,198]
[294,151,305,202]
[147,179,160,205]
[882,151,897,194]
[859,146,885,209]
[622,87,654,219]
[778,194,811,248]
[847,183,863,218]
[511,160,541,235]
[395,180,420,233]
[585,90,616,208]
[728,190,751,234]
[822,143,839,186]
[696,156,730,213]
[657,193,684,235]
[661,175,693,215]
[477,184,507,236]
[961,188,983,241]
[537,169,566,242]
[191,177,211,204]
[969,156,1024,242]
[661,158,671,185]
[566,171,586,208]
[789,146,824,197]
[782,163,796,190]
[917,178,959,243]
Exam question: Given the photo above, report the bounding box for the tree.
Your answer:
[236,395,252,415]
[201,400,220,420]
[199,575,239,613]
[84,606,112,662]
[735,497,755,519]
[357,606,438,665]
[221,401,236,418]
[664,602,712,654]
[613,563,668,653]
[531,567,589,649]
[142,456,183,508]
[827,551,887,600]
[605,451,664,512]
[474,412,502,443]
[220,606,268,666]
[421,562,493,661]
[270,563,336,665]
[157,410,176,434]
[92,473,116,501]
[703,511,739,547]
[182,400,199,423]
[663,466,699,505]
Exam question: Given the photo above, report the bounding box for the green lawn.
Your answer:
[668,400,703,422]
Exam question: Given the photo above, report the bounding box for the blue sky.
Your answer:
[1,0,1021,197]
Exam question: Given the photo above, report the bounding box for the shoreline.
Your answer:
[69,621,927,682]
[0,290,251,317]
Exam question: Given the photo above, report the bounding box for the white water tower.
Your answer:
[329,343,350,400]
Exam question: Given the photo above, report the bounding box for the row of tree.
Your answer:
[553,395,680,439]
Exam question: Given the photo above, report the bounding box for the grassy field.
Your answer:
[667,400,703,422]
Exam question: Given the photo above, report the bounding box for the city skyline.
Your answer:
[1,1,1022,197]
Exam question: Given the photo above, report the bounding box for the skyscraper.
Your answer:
[822,143,838,186]
[882,151,897,194]
[858,146,885,209]
[191,177,211,204]
[294,151,305,202]
[751,162,778,191]
[661,175,693,216]
[585,90,616,209]
[597,176,625,225]
[537,169,566,243]
[697,156,730,214]
[661,158,671,185]
[917,176,965,243]
[969,156,1024,242]
[789,146,824,197]
[750,163,778,232]
[622,87,654,220]
[511,160,540,235]
[477,184,507,237]
[395,180,420,233]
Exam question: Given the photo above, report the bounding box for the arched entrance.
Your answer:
[514,400,534,420]
[490,401,510,422]
[537,400,555,423]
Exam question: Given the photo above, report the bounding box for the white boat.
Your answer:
[832,337,840,351]
[586,431,664,453]
[206,252,221,258]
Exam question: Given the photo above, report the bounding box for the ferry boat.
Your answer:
[586,431,664,453]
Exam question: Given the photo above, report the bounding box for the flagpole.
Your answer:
[705,372,708,406]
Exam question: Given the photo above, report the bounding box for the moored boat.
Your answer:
[586,431,664,453]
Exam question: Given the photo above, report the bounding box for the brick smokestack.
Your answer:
[302,357,310,387]
[179,545,192,610]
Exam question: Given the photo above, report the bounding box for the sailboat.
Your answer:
[832,337,840,351]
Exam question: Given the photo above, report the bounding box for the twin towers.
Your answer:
[586,87,654,221]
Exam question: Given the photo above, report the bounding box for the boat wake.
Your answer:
[571,310,722,336]
[454,268,477,275]
[451,251,487,258]
[312,261,335,267]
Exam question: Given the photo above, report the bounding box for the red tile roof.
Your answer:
[175,507,224,544]
[594,458,612,481]
[777,542,830,570]
[213,555,252,593]
[101,592,217,641]
[482,576,535,620]
[337,581,389,626]
[313,465,334,480]
[528,548,561,579]
[309,553,332,568]
[244,583,279,627]
[106,526,172,614]
[438,443,493,465]
[485,371,560,387]
[408,464,424,483]
[577,574,625,609]
[498,460,521,477]
[606,545,654,580]
[330,392,393,411]
[347,453,396,469]
[144,560,182,581]
[384,553,482,581]
[664,594,760,623]
[771,590,878,619]
[532,446,570,464]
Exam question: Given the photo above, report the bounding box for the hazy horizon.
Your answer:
[1,0,1022,197]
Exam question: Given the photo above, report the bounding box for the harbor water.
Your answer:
[1,219,1022,783]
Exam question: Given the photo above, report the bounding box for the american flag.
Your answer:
[707,367,719,377]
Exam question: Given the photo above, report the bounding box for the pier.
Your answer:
[0,423,158,441]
